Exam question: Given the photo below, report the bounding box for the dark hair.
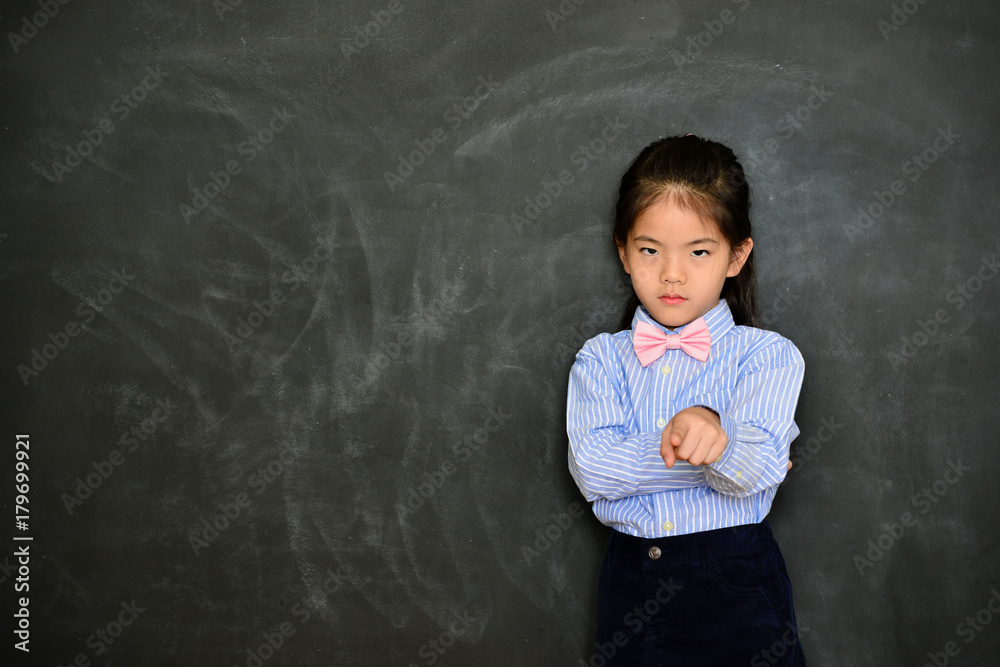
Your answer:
[613,134,758,331]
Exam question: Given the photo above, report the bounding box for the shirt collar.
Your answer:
[630,298,735,346]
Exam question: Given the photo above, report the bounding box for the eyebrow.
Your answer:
[632,235,720,246]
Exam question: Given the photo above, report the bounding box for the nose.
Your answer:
[660,255,683,284]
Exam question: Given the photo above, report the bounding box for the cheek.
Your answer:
[631,260,657,284]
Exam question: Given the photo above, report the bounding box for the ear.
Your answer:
[726,237,753,277]
[617,243,631,275]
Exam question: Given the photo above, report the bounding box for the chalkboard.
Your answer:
[3,0,999,665]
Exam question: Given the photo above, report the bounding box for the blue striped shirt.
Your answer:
[566,298,805,538]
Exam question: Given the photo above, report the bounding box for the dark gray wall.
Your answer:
[3,1,998,665]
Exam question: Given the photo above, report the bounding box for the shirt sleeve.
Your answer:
[567,339,708,502]
[683,335,805,498]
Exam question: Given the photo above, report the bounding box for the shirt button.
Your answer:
[736,471,742,479]
[656,418,666,428]
[662,521,674,531]
[648,546,661,559]
[661,365,671,375]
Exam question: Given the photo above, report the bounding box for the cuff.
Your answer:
[683,395,766,494]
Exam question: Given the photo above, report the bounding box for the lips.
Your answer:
[659,295,685,305]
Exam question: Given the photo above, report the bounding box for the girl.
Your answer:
[567,134,806,665]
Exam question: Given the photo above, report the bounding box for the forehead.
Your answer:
[630,198,721,242]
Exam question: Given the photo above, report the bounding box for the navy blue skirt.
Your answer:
[591,520,805,666]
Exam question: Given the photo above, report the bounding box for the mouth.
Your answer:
[659,295,686,305]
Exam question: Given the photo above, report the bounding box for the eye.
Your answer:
[691,249,709,258]
[639,247,658,256]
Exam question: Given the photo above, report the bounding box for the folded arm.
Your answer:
[567,342,707,502]
[686,336,805,497]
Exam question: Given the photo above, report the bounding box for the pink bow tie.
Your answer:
[632,318,711,366]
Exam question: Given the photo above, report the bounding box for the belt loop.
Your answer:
[696,532,709,566]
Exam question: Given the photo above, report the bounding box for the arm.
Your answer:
[567,340,707,502]
[679,336,805,497]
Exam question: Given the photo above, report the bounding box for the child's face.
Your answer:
[617,197,752,330]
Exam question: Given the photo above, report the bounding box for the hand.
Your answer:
[660,407,727,468]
